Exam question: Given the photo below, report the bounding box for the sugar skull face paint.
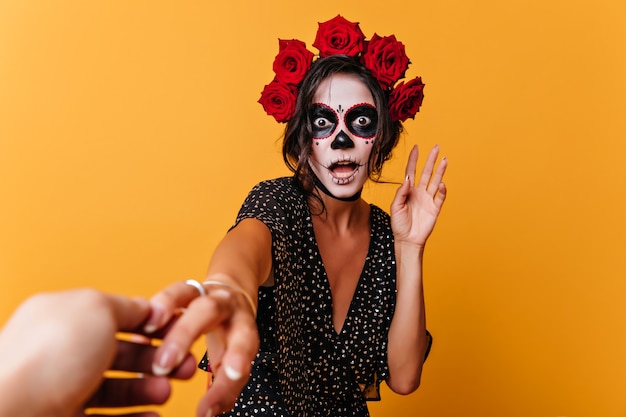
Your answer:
[344,104,378,139]
[308,73,377,199]
[310,103,378,140]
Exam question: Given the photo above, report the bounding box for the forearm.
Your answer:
[386,241,428,394]
[205,218,273,307]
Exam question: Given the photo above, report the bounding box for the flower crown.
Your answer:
[258,15,425,124]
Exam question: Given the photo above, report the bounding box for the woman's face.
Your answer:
[308,73,376,199]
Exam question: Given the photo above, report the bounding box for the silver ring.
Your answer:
[185,279,207,297]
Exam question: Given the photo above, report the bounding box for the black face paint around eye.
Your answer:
[310,104,338,139]
[345,104,378,139]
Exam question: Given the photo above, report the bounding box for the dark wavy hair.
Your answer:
[282,55,403,197]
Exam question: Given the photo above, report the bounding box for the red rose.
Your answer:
[361,34,410,89]
[388,77,425,122]
[258,80,298,123]
[312,15,366,57]
[273,39,314,85]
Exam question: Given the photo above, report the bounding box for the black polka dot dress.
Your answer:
[199,176,423,417]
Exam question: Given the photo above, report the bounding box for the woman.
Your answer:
[145,16,447,417]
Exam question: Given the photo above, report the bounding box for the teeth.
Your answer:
[331,160,356,168]
[328,168,358,184]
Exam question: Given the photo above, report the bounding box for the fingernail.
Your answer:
[205,409,213,417]
[144,302,166,334]
[224,364,242,380]
[152,343,183,376]
[223,354,247,380]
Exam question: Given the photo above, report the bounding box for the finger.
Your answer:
[84,376,171,408]
[434,182,447,208]
[418,144,439,191]
[140,312,182,340]
[403,144,419,186]
[205,326,228,375]
[111,340,196,379]
[427,155,448,196]
[144,281,206,333]
[390,175,411,213]
[151,289,235,376]
[197,308,259,417]
[217,305,258,384]
[95,294,151,333]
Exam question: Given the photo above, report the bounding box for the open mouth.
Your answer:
[326,160,364,184]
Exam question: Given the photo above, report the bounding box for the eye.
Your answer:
[353,116,371,128]
[314,117,331,128]
[345,104,378,139]
[310,104,338,139]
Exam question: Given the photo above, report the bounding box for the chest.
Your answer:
[311,217,371,333]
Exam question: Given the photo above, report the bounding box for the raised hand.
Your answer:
[390,144,447,247]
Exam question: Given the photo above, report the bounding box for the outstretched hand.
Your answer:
[0,289,196,417]
[145,279,259,417]
[390,144,447,248]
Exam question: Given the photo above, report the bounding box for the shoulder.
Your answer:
[247,176,302,203]
[236,177,306,229]
[252,176,296,192]
[369,204,391,224]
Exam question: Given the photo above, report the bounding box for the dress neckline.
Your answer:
[306,203,375,336]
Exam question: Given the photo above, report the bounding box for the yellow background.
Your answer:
[1,1,625,416]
